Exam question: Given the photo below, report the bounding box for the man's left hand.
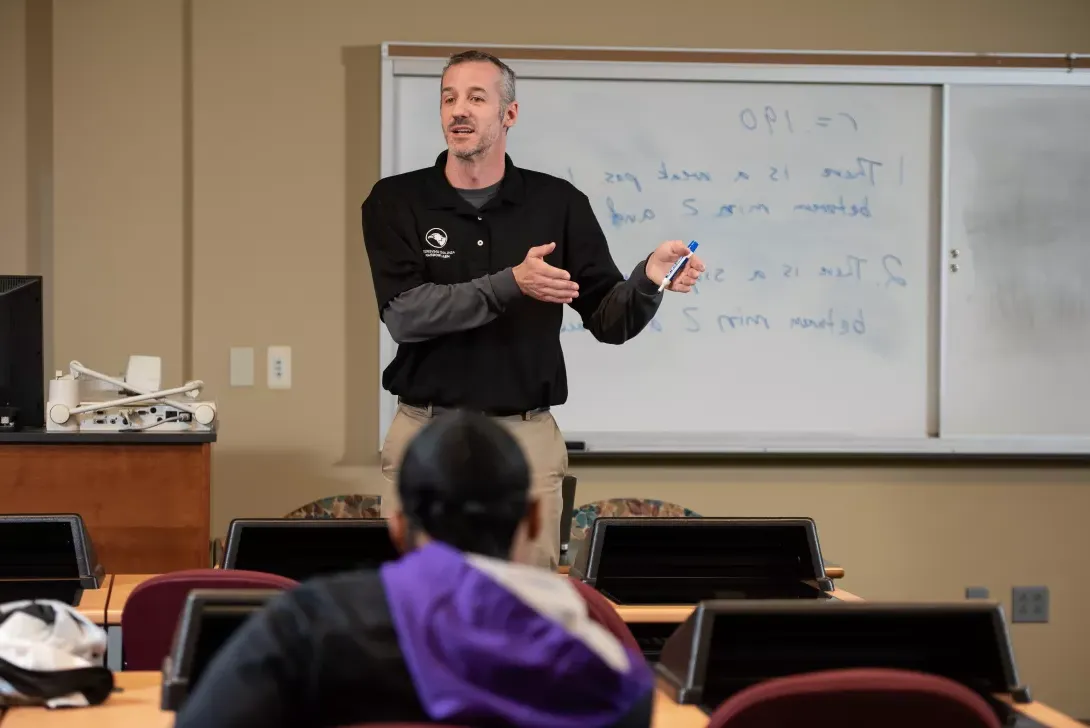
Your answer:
[645,240,706,292]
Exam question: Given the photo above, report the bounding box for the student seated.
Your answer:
[175,410,654,727]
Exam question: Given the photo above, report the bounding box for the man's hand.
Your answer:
[513,242,579,304]
[645,239,706,292]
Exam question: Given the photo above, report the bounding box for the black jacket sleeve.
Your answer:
[172,573,427,728]
[563,190,663,344]
[172,591,313,728]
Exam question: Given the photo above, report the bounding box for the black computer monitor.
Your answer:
[161,588,279,711]
[0,514,105,605]
[0,275,45,430]
[655,600,1030,714]
[221,518,401,581]
[569,517,834,605]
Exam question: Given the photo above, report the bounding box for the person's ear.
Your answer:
[524,498,541,543]
[387,511,409,553]
[504,100,518,130]
[509,499,542,565]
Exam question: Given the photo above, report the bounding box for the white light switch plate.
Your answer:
[267,346,291,389]
[229,347,254,387]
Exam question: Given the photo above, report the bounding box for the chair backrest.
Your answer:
[569,498,701,558]
[567,576,641,655]
[707,667,1002,728]
[120,568,298,670]
[284,494,382,519]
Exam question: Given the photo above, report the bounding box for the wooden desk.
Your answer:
[0,576,112,644]
[103,575,860,632]
[6,583,1081,728]
[1,672,171,728]
[102,574,157,671]
[651,688,708,727]
[0,672,706,727]
[613,586,864,623]
[0,576,111,627]
[0,430,215,574]
[558,564,847,580]
[1,673,1082,728]
[78,575,113,626]
[996,695,1087,728]
[104,575,861,627]
[106,574,156,625]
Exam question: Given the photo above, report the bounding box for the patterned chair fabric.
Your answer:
[569,498,701,552]
[285,494,382,519]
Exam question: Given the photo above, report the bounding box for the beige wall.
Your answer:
[2,0,52,363]
[0,0,28,274]
[4,0,1090,716]
[52,0,185,385]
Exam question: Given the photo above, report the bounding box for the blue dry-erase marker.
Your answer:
[658,240,699,292]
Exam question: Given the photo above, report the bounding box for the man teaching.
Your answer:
[362,49,705,570]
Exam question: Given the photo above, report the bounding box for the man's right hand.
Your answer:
[513,242,579,304]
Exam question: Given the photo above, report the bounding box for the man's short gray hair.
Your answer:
[442,50,517,109]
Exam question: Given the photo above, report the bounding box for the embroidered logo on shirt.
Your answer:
[425,228,448,248]
[424,227,455,259]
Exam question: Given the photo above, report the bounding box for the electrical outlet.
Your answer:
[267,346,291,389]
[1012,586,1049,623]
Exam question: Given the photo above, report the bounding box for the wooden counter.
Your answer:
[0,431,214,573]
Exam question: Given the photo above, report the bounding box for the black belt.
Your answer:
[398,399,549,420]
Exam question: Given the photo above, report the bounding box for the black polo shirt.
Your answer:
[361,151,661,414]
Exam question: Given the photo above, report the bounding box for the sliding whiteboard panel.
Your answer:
[942,84,1090,437]
[384,72,938,450]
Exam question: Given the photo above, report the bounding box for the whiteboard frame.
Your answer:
[376,42,1090,455]
[938,84,953,448]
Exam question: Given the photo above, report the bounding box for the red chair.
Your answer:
[707,667,1001,728]
[567,577,641,655]
[120,568,299,670]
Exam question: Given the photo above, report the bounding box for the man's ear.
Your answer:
[503,100,519,130]
[387,511,409,553]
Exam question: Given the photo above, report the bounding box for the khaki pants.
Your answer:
[380,403,568,571]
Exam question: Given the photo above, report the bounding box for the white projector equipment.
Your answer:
[46,356,217,433]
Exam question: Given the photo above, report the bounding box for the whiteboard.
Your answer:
[942,84,1090,437]
[376,46,1090,454]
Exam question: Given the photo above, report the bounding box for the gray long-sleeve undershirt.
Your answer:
[382,269,522,343]
[382,260,662,345]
